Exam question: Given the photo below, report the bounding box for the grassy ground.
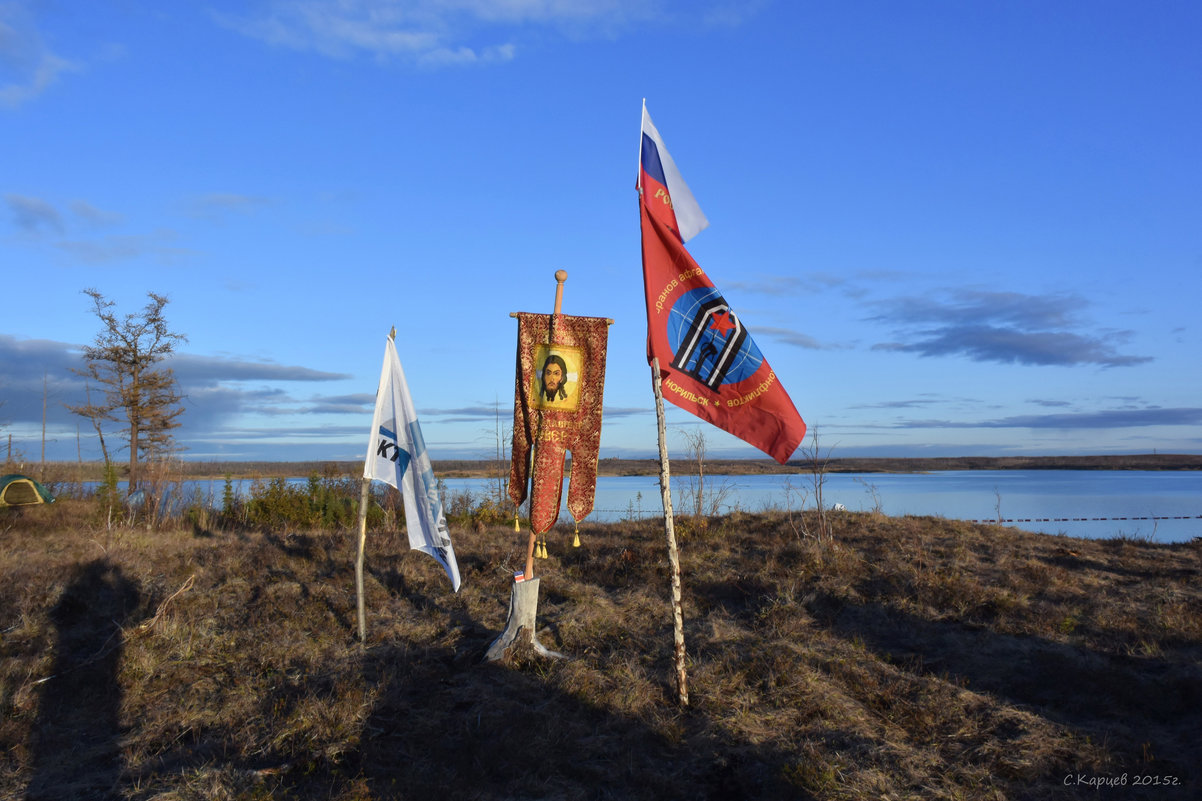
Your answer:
[2,500,1200,800]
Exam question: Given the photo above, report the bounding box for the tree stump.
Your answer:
[485,577,563,662]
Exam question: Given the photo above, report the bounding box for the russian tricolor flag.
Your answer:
[637,103,806,464]
[638,103,708,244]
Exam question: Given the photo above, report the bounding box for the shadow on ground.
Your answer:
[25,559,139,801]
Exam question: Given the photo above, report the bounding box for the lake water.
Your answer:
[439,470,1202,544]
[139,469,1202,544]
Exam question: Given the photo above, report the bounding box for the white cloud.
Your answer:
[213,0,666,64]
[0,3,79,107]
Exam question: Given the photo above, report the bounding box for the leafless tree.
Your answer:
[68,289,187,490]
[491,396,510,508]
[678,427,732,518]
[678,427,708,518]
[802,427,836,543]
[0,401,11,468]
[75,381,113,467]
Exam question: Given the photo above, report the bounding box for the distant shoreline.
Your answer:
[591,453,1202,478]
[21,453,1202,481]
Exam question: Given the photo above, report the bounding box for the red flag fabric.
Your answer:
[639,184,806,464]
[509,312,609,534]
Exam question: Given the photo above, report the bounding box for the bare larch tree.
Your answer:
[69,289,187,489]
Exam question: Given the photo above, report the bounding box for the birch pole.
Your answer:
[355,476,370,647]
[651,357,689,706]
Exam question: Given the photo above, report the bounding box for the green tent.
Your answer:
[0,474,55,507]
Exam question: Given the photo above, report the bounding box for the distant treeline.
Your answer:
[600,453,1202,475]
[803,453,1202,474]
[13,453,1201,482]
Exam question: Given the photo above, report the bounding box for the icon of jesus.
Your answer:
[540,354,569,403]
[530,344,581,412]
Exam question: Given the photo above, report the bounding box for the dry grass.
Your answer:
[2,500,1200,800]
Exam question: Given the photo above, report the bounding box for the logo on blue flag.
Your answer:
[667,287,763,389]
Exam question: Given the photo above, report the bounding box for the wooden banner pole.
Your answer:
[552,268,567,316]
[523,269,568,581]
[651,357,689,706]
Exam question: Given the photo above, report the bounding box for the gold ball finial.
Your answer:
[555,269,567,282]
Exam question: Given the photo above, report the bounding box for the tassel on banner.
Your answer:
[513,512,521,532]
[573,521,581,548]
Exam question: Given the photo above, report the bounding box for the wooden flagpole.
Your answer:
[487,277,573,662]
[651,357,689,706]
[355,326,396,648]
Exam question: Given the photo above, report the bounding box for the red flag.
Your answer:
[638,110,805,463]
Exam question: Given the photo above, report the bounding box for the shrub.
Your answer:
[240,473,377,532]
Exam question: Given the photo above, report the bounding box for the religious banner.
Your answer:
[509,312,609,535]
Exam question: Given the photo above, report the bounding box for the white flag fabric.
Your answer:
[639,103,709,243]
[364,337,461,591]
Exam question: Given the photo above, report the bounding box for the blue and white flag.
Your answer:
[364,337,461,591]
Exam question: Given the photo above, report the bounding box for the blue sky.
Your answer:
[3,0,1200,464]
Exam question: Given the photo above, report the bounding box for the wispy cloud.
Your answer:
[212,0,677,65]
[70,200,125,226]
[881,290,1077,330]
[871,289,1151,368]
[751,326,828,350]
[850,396,963,411]
[5,194,62,233]
[422,404,511,422]
[599,406,649,419]
[188,424,366,444]
[0,4,78,108]
[56,230,195,265]
[1028,398,1073,408]
[301,393,375,415]
[905,407,1202,430]
[6,195,194,265]
[185,193,273,222]
[172,354,351,385]
[723,269,912,302]
[723,272,845,296]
